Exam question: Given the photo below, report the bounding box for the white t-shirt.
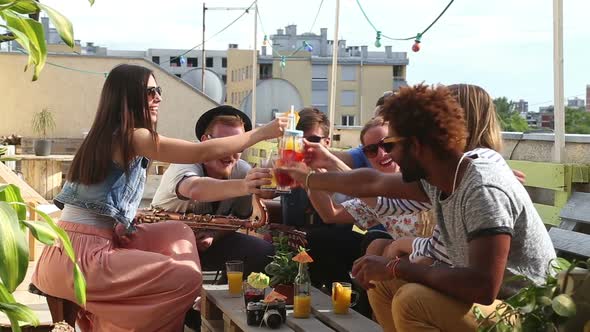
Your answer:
[150,159,252,218]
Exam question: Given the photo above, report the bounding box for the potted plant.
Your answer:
[32,108,56,156]
[264,236,299,304]
[474,258,590,332]
[0,184,86,331]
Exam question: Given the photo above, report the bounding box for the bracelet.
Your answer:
[386,257,401,279]
[305,170,315,190]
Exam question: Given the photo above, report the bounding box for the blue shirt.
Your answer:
[348,146,370,169]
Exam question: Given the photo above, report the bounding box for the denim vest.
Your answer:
[54,157,149,232]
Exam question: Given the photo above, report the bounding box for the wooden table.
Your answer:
[15,154,74,200]
[201,285,382,332]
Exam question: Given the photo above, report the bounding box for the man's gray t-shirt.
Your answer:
[420,158,555,297]
[150,159,252,218]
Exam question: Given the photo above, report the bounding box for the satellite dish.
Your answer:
[240,78,304,125]
[181,67,226,104]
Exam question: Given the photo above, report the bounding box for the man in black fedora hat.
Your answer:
[151,106,275,327]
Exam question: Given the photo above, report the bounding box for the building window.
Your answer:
[206,57,214,68]
[152,56,160,64]
[222,57,227,68]
[312,90,328,107]
[222,74,227,84]
[341,66,356,81]
[312,65,328,80]
[340,90,356,106]
[245,66,249,79]
[341,115,355,126]
[170,56,181,67]
[313,105,328,114]
[260,63,272,79]
[232,70,235,82]
[393,65,404,79]
[187,57,198,67]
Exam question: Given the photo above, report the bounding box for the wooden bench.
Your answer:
[201,285,382,332]
[507,160,590,258]
[549,191,590,258]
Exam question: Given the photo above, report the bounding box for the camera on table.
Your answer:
[246,300,287,329]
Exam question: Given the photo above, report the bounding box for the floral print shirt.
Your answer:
[341,198,418,240]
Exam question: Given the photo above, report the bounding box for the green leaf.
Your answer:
[29,204,86,305]
[37,3,74,48]
[73,264,87,306]
[0,302,40,326]
[0,281,17,303]
[12,202,87,306]
[0,10,47,80]
[550,257,571,274]
[552,294,576,317]
[88,0,95,5]
[0,202,29,292]
[12,2,38,15]
[0,0,38,14]
[0,1,18,10]
[0,184,26,221]
[20,220,57,245]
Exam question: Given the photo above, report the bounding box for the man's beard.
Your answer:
[399,154,427,183]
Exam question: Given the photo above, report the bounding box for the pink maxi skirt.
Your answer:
[32,220,202,332]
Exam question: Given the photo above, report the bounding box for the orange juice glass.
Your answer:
[332,282,358,314]
[293,295,311,318]
[260,152,278,191]
[226,260,243,297]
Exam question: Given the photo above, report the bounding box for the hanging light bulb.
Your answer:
[412,33,422,52]
[280,56,286,69]
[374,31,382,48]
[303,41,313,52]
[263,35,268,46]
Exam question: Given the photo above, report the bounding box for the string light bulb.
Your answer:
[263,35,268,46]
[303,41,313,52]
[374,31,382,48]
[412,33,422,52]
[280,56,286,69]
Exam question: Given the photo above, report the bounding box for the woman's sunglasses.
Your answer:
[362,136,405,158]
[304,135,329,143]
[147,86,162,98]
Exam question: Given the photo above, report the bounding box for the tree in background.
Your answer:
[494,97,530,132]
[565,107,590,134]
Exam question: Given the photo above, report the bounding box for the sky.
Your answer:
[37,0,590,111]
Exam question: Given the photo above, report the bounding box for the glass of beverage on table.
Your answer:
[259,151,278,191]
[275,129,304,193]
[332,282,358,314]
[243,283,265,306]
[226,260,243,297]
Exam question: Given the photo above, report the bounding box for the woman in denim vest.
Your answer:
[32,64,287,332]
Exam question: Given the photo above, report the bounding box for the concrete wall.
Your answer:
[226,49,255,107]
[273,57,312,106]
[0,53,218,141]
[359,65,396,125]
[502,133,590,164]
[332,126,362,149]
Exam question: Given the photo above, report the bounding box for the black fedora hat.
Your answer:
[195,105,252,140]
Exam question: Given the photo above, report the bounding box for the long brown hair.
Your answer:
[448,84,503,152]
[68,64,159,184]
